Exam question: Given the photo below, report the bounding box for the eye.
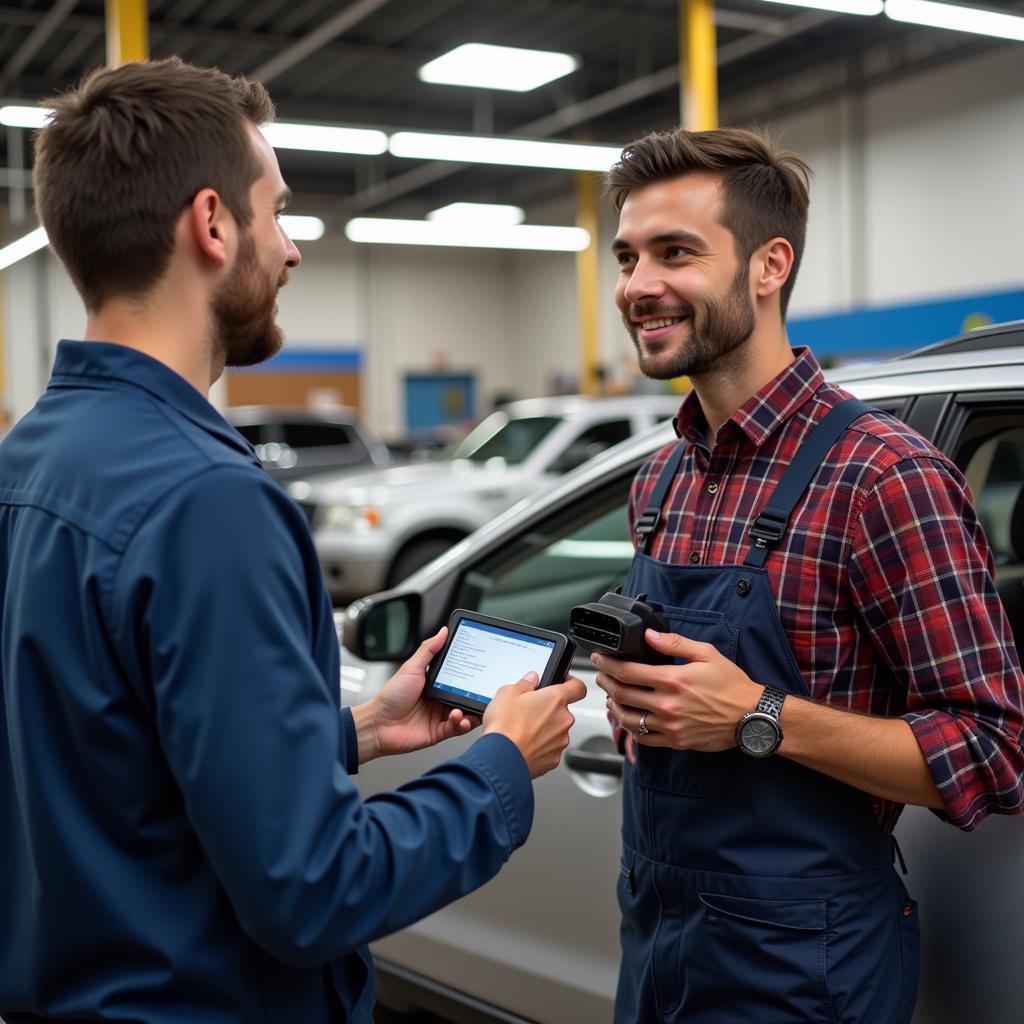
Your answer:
[664,246,691,259]
[615,252,636,268]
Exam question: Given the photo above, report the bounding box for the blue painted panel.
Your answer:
[789,287,1024,358]
[232,348,362,373]
[405,374,476,433]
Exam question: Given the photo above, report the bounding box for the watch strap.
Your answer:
[756,684,786,720]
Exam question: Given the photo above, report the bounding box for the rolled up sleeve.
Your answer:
[850,457,1024,830]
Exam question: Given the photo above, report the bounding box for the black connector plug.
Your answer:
[569,590,672,664]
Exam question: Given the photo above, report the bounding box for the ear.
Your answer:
[753,237,794,302]
[188,188,232,268]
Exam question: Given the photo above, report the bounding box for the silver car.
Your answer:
[300,394,680,602]
[341,320,1024,1024]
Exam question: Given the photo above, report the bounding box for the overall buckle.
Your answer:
[749,509,787,549]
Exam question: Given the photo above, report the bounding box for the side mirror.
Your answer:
[342,591,422,661]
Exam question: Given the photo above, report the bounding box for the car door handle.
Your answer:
[565,749,623,777]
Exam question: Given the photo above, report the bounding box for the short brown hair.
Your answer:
[606,127,811,317]
[34,57,275,310]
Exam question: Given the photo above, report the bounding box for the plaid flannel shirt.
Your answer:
[620,347,1024,831]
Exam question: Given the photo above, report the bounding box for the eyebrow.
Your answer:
[610,230,708,252]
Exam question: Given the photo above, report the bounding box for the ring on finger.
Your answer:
[638,710,650,736]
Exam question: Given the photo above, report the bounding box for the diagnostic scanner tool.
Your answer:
[569,589,672,664]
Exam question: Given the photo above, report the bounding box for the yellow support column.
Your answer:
[575,170,600,395]
[106,0,148,66]
[680,0,718,130]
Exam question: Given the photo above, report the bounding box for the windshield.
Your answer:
[451,413,561,466]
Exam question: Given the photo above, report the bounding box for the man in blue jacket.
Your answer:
[0,58,586,1023]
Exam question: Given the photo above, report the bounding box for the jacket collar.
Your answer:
[48,340,260,466]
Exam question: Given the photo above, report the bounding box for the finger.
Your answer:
[644,628,713,662]
[401,626,449,674]
[606,698,659,735]
[589,653,661,689]
[596,673,657,710]
[514,670,540,692]
[561,676,588,703]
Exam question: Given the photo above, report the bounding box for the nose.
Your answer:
[621,255,665,304]
[283,232,301,269]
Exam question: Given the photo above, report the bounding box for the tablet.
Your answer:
[423,609,575,715]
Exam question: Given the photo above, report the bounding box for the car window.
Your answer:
[280,422,358,449]
[455,415,562,466]
[456,473,634,638]
[574,419,633,449]
[963,428,1024,566]
[233,423,263,445]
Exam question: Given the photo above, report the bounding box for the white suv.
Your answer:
[295,394,680,602]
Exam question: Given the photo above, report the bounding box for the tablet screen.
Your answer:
[431,618,558,706]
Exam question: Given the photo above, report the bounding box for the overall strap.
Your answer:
[744,398,874,569]
[634,443,687,554]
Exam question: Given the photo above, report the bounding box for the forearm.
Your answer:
[779,695,943,809]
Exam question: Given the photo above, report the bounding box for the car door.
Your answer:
[357,464,639,1024]
[881,387,1024,1024]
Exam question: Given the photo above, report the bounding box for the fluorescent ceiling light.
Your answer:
[758,0,882,13]
[279,215,325,241]
[0,105,52,128]
[0,226,49,270]
[427,202,525,226]
[418,42,578,92]
[390,131,620,172]
[345,218,590,252]
[885,0,1024,40]
[260,121,388,155]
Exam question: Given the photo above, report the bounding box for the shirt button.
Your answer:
[706,481,719,494]
[689,552,700,564]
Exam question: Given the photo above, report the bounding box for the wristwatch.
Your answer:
[735,684,786,758]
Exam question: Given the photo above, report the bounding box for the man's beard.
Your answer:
[626,262,755,381]
[212,231,287,369]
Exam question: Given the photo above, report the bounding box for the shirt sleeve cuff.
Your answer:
[456,733,534,850]
[340,707,359,776]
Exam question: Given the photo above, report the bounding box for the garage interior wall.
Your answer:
[4,44,1023,435]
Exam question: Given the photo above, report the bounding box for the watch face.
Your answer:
[739,715,780,756]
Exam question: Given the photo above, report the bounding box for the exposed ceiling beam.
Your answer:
[340,8,836,214]
[250,0,393,84]
[0,0,79,94]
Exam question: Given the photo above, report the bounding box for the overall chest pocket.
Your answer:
[629,606,739,799]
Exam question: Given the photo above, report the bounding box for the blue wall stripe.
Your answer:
[789,286,1024,358]
[230,347,362,373]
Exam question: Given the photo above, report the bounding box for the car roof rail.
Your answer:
[898,319,1024,360]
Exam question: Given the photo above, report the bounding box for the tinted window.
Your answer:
[280,422,358,449]
[457,416,561,466]
[233,424,263,444]
[574,419,632,449]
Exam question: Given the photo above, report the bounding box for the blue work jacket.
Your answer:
[0,341,533,1023]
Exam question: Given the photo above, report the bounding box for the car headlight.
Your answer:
[323,504,381,531]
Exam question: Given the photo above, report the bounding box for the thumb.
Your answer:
[515,670,540,692]
[404,626,448,673]
[644,628,712,661]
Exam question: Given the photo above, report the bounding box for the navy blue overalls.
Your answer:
[615,400,920,1024]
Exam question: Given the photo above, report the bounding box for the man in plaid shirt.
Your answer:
[591,126,1024,1023]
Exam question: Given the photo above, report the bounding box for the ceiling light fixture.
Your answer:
[757,0,882,14]
[345,218,590,252]
[418,42,578,92]
[0,226,49,271]
[0,105,51,128]
[885,0,1024,40]
[279,215,326,241]
[426,202,525,226]
[260,122,388,155]
[390,131,621,172]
